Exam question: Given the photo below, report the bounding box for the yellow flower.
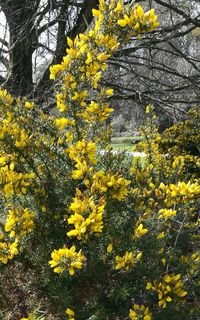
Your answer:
[135,5,144,19]
[67,193,106,240]
[129,304,152,320]
[41,205,46,213]
[5,207,35,240]
[0,240,19,264]
[107,243,113,253]
[0,89,14,105]
[67,37,74,48]
[146,104,151,113]
[97,52,111,62]
[114,0,123,14]
[157,232,165,239]
[134,223,148,238]
[66,308,75,320]
[49,64,64,79]
[71,160,88,180]
[115,251,142,271]
[55,118,75,130]
[117,15,130,27]
[68,140,97,166]
[92,9,101,17]
[105,88,114,96]
[24,101,34,109]
[99,0,106,11]
[49,245,85,275]
[158,208,176,220]
[146,274,187,308]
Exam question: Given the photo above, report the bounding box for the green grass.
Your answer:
[111,143,133,152]
[111,136,143,152]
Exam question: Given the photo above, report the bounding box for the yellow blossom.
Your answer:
[5,207,35,240]
[66,308,75,320]
[0,89,14,105]
[134,223,148,238]
[55,118,75,130]
[146,274,187,308]
[129,304,152,320]
[49,245,85,275]
[107,243,113,253]
[115,251,142,271]
[158,208,177,220]
[67,194,106,240]
[157,232,165,239]
[24,101,34,109]
[0,240,19,264]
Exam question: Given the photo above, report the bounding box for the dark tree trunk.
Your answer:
[0,0,99,100]
[2,0,36,96]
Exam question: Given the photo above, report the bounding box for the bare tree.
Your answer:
[103,0,200,125]
[0,0,199,116]
[0,0,99,99]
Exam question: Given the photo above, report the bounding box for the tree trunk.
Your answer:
[2,0,35,96]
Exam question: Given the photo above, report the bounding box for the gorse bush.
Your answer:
[0,1,199,319]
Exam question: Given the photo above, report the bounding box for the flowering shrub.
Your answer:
[0,1,199,319]
[159,107,200,179]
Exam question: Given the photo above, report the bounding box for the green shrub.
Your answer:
[0,1,199,320]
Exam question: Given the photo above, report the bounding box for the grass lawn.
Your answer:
[111,136,143,152]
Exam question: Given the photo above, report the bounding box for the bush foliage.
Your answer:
[0,1,199,319]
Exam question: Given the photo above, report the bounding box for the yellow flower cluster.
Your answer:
[0,240,18,264]
[66,168,131,239]
[117,4,159,33]
[0,99,32,149]
[0,91,63,266]
[148,180,200,209]
[66,308,75,320]
[5,207,35,240]
[49,245,85,275]
[131,165,200,217]
[82,100,113,124]
[115,251,142,271]
[180,252,200,275]
[158,208,177,220]
[131,108,200,214]
[68,140,97,179]
[0,164,35,199]
[129,304,151,320]
[146,274,187,308]
[0,89,13,106]
[89,170,131,200]
[164,181,200,201]
[134,223,148,238]
[68,140,97,164]
[55,118,75,131]
[172,154,200,176]
[0,118,30,148]
[67,189,105,239]
[160,108,200,175]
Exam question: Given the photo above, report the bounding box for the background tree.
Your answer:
[0,0,199,119]
[105,0,200,130]
[0,0,99,98]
